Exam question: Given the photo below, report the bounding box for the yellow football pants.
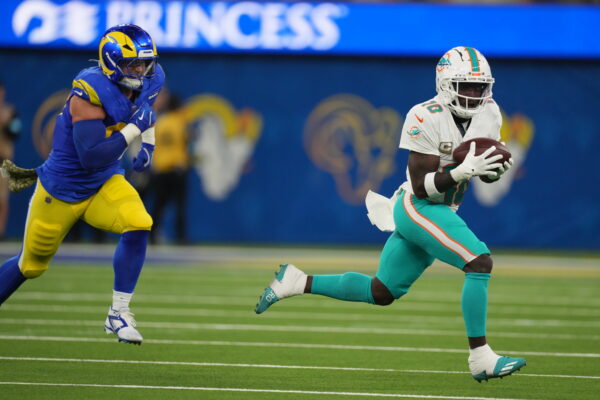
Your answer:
[18,174,152,279]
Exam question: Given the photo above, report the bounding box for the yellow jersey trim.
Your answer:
[73,79,102,107]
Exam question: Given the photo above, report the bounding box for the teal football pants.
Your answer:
[312,190,491,337]
[377,190,490,299]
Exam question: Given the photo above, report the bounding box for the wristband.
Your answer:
[120,123,142,145]
[424,172,441,197]
[140,126,155,145]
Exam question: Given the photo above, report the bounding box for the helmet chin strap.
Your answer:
[449,106,473,120]
[120,77,143,90]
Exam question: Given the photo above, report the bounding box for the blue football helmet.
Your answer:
[98,24,158,90]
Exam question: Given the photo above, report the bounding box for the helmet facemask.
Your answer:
[117,58,156,90]
[440,77,494,119]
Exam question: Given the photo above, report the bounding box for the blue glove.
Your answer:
[129,103,155,133]
[132,142,155,172]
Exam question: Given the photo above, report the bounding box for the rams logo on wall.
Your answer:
[32,89,70,158]
[472,110,535,207]
[183,94,262,201]
[304,94,403,205]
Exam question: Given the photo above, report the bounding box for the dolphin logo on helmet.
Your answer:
[435,46,494,119]
[98,24,158,91]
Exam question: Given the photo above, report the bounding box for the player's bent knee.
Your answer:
[28,220,62,256]
[371,278,395,306]
[120,204,153,232]
[21,219,61,278]
[464,254,493,274]
[20,261,49,279]
[126,213,152,231]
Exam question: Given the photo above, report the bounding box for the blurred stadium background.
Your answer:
[0,1,598,399]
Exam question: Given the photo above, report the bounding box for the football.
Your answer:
[452,138,511,164]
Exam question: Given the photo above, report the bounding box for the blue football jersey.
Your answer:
[36,64,165,201]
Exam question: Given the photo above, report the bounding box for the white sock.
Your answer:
[112,290,133,311]
[468,344,500,374]
[469,344,495,358]
[293,274,308,296]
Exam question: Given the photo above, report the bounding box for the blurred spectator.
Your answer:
[0,81,22,240]
[147,88,190,245]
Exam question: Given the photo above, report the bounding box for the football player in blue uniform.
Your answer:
[0,24,164,345]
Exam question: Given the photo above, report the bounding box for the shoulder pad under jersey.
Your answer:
[71,66,131,122]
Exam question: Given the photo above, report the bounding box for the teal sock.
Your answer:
[461,272,491,337]
[311,273,375,304]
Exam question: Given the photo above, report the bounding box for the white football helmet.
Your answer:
[435,46,494,119]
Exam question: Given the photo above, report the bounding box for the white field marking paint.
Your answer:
[0,381,540,400]
[13,290,600,308]
[0,335,598,358]
[2,316,600,337]
[6,302,600,322]
[0,356,598,380]
[3,305,599,341]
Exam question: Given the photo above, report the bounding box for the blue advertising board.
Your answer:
[1,48,599,250]
[0,0,599,58]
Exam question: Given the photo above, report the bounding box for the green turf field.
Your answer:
[0,247,598,399]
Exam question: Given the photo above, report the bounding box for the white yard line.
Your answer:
[0,381,541,400]
[0,334,598,358]
[1,317,599,339]
[12,290,600,308]
[0,356,597,380]
[4,304,597,340]
[3,304,600,332]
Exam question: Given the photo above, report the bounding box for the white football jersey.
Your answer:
[398,95,502,209]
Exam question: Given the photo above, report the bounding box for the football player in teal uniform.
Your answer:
[255,47,526,381]
[0,24,164,344]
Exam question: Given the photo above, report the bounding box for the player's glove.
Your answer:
[129,103,156,133]
[486,158,514,181]
[450,142,503,182]
[132,126,156,172]
[129,103,156,132]
[132,143,155,172]
[120,103,156,145]
[0,160,38,192]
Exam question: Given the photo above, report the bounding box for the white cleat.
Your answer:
[104,307,143,345]
[255,264,307,314]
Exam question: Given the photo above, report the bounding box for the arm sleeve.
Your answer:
[72,119,127,170]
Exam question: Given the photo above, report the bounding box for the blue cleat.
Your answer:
[472,356,526,382]
[255,264,307,314]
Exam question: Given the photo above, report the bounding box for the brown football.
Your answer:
[452,138,511,164]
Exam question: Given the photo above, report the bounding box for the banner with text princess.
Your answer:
[0,0,598,58]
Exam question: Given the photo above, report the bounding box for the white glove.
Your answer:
[450,142,503,182]
[486,158,514,181]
